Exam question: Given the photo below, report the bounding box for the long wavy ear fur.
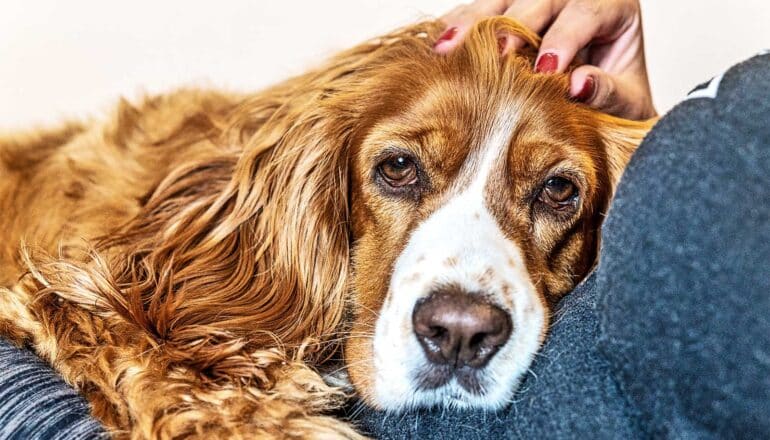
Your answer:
[28,21,446,382]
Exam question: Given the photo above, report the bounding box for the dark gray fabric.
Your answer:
[1,54,768,439]
[596,53,770,439]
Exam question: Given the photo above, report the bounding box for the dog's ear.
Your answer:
[28,22,449,377]
[208,21,448,358]
[596,114,656,194]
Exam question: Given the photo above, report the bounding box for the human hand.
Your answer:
[435,0,657,120]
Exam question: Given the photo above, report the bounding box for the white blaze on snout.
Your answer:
[371,108,546,410]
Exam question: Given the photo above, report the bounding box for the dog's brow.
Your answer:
[451,106,519,196]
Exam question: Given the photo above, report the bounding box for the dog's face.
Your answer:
[338,24,640,411]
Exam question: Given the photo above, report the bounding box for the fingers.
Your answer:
[570,65,604,105]
[570,65,657,120]
[534,1,608,73]
[435,0,654,120]
[501,0,558,52]
[439,0,558,54]
[435,0,511,53]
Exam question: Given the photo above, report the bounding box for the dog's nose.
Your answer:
[412,289,511,369]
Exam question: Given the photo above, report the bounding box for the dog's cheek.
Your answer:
[345,228,403,406]
[343,323,377,404]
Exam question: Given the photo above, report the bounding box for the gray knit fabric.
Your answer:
[596,52,770,439]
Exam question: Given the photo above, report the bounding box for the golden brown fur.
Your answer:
[0,18,652,438]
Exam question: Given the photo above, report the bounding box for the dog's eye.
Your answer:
[539,176,578,208]
[378,155,418,187]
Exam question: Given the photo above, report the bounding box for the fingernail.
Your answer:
[574,76,596,102]
[535,53,559,73]
[434,27,458,48]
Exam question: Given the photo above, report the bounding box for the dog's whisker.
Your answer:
[352,303,383,321]
[322,359,368,377]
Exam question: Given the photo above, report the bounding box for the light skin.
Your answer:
[435,0,657,120]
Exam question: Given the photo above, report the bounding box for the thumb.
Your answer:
[570,65,657,120]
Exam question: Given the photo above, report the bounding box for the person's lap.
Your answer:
[1,53,768,439]
[594,53,770,439]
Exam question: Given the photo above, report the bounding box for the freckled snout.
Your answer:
[412,288,512,369]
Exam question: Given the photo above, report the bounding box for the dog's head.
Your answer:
[95,17,650,413]
[322,18,651,410]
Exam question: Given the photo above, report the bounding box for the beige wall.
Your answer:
[1,1,768,129]
[641,0,769,111]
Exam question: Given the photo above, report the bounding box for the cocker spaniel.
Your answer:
[0,18,652,439]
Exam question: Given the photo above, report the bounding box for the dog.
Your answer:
[0,17,652,439]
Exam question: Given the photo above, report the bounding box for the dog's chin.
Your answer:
[379,374,517,412]
[358,358,521,412]
[327,351,527,413]
[414,364,487,396]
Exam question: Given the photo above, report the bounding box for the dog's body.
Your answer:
[0,19,652,438]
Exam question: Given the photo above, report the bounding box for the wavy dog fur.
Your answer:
[0,18,652,438]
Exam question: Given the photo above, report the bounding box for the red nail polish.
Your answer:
[434,27,458,48]
[574,76,596,102]
[535,53,559,73]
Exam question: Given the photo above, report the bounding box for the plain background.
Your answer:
[1,1,768,129]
